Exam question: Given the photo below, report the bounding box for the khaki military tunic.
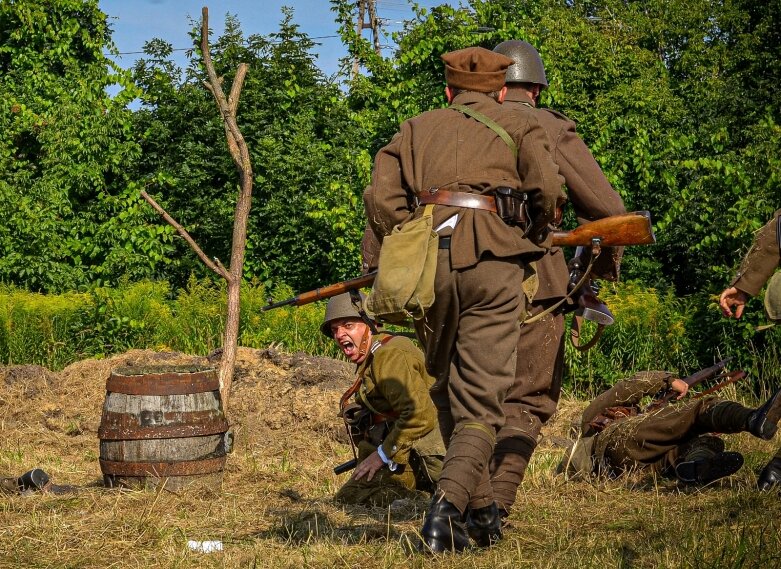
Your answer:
[489,94,626,510]
[730,208,781,463]
[562,371,723,477]
[731,209,781,296]
[363,90,564,512]
[335,334,445,507]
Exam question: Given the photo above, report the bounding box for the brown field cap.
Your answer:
[442,47,513,92]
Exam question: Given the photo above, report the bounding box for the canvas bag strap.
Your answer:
[451,104,518,159]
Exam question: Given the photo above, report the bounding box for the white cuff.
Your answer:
[377,444,399,472]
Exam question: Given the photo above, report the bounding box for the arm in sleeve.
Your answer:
[731,210,781,296]
[580,371,674,430]
[360,222,381,274]
[553,117,627,281]
[514,114,566,234]
[363,130,415,239]
[371,348,438,463]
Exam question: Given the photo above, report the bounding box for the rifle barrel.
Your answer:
[682,357,733,386]
[263,212,655,312]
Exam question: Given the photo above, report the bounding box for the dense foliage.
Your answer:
[1,0,779,386]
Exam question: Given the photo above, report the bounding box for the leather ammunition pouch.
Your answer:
[343,403,396,447]
[494,186,531,232]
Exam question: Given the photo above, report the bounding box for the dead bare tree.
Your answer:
[140,6,252,410]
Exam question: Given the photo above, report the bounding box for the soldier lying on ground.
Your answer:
[559,371,781,484]
[322,293,445,507]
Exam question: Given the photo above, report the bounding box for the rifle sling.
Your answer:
[523,249,598,326]
[451,104,518,159]
[571,318,606,352]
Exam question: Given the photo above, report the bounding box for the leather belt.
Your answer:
[417,189,497,213]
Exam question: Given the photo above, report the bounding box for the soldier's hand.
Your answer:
[719,287,750,319]
[671,379,689,399]
[352,451,385,482]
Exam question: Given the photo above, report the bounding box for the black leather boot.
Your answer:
[675,451,744,485]
[757,457,781,491]
[419,494,470,553]
[747,388,781,440]
[466,502,503,547]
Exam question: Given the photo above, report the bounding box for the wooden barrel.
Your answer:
[98,366,231,492]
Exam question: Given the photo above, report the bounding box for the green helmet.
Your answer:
[493,40,548,88]
[762,272,781,326]
[320,291,371,337]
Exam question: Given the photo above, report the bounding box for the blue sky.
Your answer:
[100,0,447,77]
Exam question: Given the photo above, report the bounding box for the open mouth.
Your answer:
[339,339,356,357]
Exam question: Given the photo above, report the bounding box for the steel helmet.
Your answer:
[493,40,548,87]
[320,291,372,337]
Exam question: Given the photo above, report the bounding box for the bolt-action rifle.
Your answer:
[588,358,747,432]
[645,357,746,413]
[262,211,655,311]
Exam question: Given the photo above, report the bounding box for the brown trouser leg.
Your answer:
[598,397,750,471]
[490,305,565,512]
[416,251,525,512]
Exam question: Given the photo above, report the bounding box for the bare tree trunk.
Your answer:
[141,6,252,411]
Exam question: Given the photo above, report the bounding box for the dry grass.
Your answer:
[1,350,780,569]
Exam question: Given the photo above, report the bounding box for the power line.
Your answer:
[110,35,342,57]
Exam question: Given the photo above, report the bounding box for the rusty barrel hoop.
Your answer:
[99,366,230,488]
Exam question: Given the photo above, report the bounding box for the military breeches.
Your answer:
[415,250,525,511]
[596,397,720,473]
[489,304,565,511]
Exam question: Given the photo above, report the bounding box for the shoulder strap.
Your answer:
[451,104,518,159]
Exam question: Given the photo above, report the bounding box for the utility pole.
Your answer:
[352,0,382,78]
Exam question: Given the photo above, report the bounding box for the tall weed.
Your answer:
[564,281,698,396]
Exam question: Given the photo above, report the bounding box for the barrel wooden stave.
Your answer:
[98,367,229,492]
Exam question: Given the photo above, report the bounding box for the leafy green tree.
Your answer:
[131,10,369,290]
[0,0,174,292]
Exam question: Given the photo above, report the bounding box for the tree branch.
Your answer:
[140,189,231,280]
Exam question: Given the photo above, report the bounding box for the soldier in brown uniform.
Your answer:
[719,209,781,490]
[363,47,564,551]
[467,40,628,539]
[322,293,445,507]
[559,371,781,482]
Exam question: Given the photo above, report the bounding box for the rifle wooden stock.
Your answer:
[551,211,655,247]
[262,212,655,311]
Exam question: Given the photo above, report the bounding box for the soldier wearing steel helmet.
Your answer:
[321,292,444,507]
[719,209,781,491]
[459,39,629,542]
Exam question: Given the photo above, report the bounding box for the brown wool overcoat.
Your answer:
[731,209,781,296]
